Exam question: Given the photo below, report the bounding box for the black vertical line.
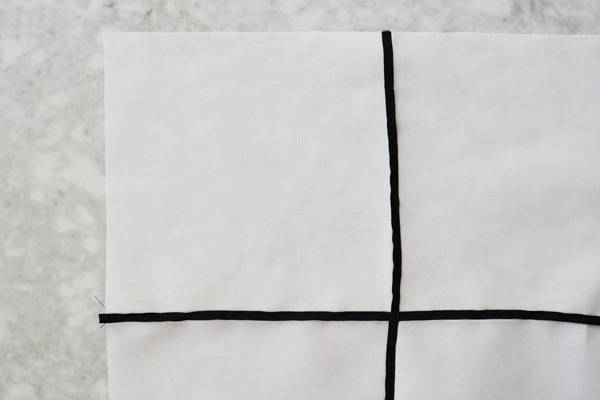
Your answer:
[382,30,402,400]
[384,317,399,400]
[382,32,402,316]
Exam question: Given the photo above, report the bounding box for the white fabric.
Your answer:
[396,320,600,400]
[397,33,600,314]
[105,32,392,313]
[107,321,387,400]
[105,32,600,400]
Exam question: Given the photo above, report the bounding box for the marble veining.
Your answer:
[1,0,600,399]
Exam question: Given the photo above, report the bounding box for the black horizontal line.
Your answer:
[99,309,600,326]
[398,309,600,326]
[99,310,391,323]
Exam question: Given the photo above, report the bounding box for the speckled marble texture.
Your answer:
[1,1,599,399]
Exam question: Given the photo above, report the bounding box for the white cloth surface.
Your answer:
[107,320,387,400]
[396,320,600,400]
[105,32,392,313]
[105,32,600,400]
[397,33,600,314]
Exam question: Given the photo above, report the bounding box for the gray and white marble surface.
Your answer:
[1,1,599,399]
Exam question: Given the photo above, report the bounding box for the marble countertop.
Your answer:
[1,0,599,398]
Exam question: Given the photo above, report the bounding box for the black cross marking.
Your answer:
[99,31,600,400]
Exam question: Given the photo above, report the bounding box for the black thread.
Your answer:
[382,32,402,315]
[384,316,398,399]
[99,309,600,326]
[397,309,600,325]
[99,310,390,324]
[382,29,401,400]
